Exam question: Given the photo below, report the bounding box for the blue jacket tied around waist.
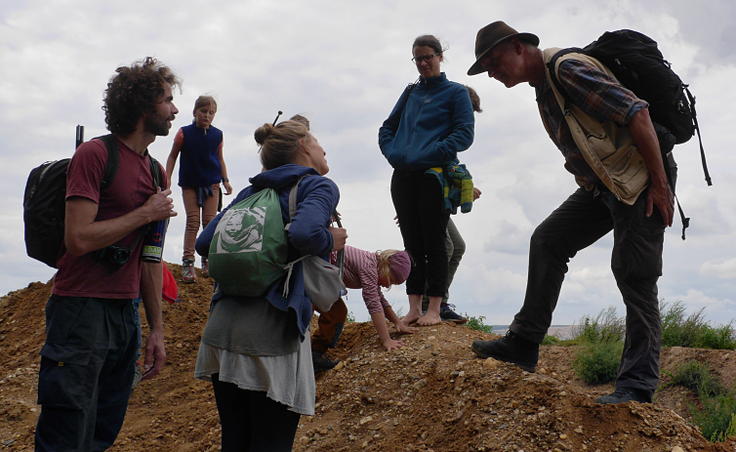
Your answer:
[196,164,340,337]
[378,72,475,170]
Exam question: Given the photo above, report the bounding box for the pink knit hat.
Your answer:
[388,251,412,284]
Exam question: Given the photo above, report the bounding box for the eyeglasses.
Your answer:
[411,54,437,64]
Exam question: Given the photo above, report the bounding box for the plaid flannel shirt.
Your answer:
[536,57,648,186]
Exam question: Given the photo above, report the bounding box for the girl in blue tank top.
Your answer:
[166,95,232,282]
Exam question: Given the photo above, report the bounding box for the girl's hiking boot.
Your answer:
[182,259,196,283]
[201,258,209,278]
[440,303,467,324]
[471,331,539,372]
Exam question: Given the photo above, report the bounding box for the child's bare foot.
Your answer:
[382,338,405,351]
[416,312,441,326]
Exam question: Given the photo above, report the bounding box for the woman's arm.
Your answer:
[378,85,413,152]
[287,177,340,256]
[427,86,475,162]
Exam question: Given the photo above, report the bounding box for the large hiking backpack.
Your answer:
[23,132,163,268]
[548,29,712,186]
[207,187,289,297]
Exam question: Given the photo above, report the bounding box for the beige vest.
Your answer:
[542,48,649,205]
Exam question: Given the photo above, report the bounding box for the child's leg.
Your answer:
[201,184,221,229]
[181,187,201,262]
[311,298,347,354]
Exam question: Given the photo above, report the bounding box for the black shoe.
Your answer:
[312,352,338,373]
[440,303,467,324]
[471,331,539,372]
[595,389,651,404]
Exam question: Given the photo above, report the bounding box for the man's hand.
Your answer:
[646,180,674,226]
[141,328,166,380]
[142,188,177,222]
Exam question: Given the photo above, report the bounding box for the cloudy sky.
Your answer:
[2,0,734,327]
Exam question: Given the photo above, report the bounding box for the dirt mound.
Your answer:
[1,265,735,451]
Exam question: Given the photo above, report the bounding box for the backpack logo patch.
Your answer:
[212,206,266,254]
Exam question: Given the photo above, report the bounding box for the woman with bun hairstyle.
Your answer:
[378,34,475,326]
[194,118,346,451]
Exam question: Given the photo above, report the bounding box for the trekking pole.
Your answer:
[75,125,84,149]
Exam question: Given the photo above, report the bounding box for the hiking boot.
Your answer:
[312,352,338,373]
[595,389,651,404]
[182,259,196,283]
[201,258,209,278]
[440,303,467,324]
[471,331,539,372]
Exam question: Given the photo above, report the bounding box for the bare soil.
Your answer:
[1,263,735,451]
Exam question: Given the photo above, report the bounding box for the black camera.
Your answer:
[94,244,131,270]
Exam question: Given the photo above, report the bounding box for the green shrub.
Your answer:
[570,306,625,344]
[465,315,493,334]
[692,392,736,442]
[541,335,561,345]
[668,361,723,397]
[572,341,623,384]
[660,301,736,350]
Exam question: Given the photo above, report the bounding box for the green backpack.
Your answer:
[207,187,288,297]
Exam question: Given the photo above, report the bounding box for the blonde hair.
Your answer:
[254,120,310,170]
[376,249,402,287]
[193,95,217,113]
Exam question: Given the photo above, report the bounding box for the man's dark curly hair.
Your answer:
[103,57,181,135]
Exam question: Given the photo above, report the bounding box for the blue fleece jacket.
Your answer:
[378,72,475,170]
[196,164,339,337]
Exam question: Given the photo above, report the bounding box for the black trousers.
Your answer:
[509,188,665,396]
[390,170,449,297]
[35,296,138,452]
[211,374,301,452]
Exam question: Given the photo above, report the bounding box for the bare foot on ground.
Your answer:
[402,312,421,325]
[416,312,441,326]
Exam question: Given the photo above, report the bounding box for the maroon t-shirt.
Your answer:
[53,137,166,299]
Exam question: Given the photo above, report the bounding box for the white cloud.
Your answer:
[2,1,734,327]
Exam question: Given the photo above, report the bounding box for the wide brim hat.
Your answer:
[467,21,539,76]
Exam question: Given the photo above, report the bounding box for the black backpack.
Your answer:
[548,29,712,187]
[23,131,161,268]
[548,29,712,239]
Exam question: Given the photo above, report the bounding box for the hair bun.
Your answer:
[254,123,275,145]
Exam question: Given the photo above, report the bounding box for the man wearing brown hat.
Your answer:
[467,21,674,405]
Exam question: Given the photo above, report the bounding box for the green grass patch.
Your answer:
[666,360,736,442]
[572,341,623,384]
[570,306,625,345]
[464,315,493,334]
[661,301,736,350]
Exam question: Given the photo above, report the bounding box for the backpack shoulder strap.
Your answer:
[97,134,119,190]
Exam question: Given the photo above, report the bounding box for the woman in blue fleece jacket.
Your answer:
[194,119,346,451]
[378,34,475,326]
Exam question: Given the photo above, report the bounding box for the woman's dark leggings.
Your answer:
[211,374,300,452]
[391,170,449,297]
